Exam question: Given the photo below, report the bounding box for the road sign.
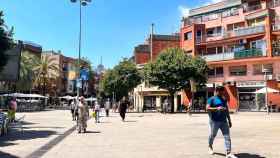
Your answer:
[80,68,89,81]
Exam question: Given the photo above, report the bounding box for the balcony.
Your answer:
[234,49,264,59]
[243,4,262,13]
[233,25,265,37]
[202,49,264,61]
[202,52,234,62]
[269,0,280,8]
[273,23,280,31]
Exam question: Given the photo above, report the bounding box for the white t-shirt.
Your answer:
[105,101,110,110]
[94,103,100,111]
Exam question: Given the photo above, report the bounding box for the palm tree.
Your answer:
[33,55,59,96]
[16,52,39,92]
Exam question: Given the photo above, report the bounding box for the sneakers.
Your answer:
[226,153,237,158]
[208,147,214,155]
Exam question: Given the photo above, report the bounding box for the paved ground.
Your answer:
[1,110,280,158]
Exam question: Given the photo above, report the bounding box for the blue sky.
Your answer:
[1,0,217,68]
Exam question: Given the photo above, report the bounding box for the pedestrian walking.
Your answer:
[77,97,89,133]
[70,99,76,121]
[105,99,110,117]
[7,97,17,122]
[119,97,128,121]
[162,99,168,114]
[94,101,101,123]
[207,86,237,158]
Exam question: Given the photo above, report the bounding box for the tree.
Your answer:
[16,52,39,91]
[33,55,59,95]
[144,48,208,113]
[100,59,141,102]
[0,11,13,72]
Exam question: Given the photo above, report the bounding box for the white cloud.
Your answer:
[178,5,190,18]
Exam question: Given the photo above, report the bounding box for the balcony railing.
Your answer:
[234,49,264,59]
[273,23,280,31]
[202,49,264,61]
[202,52,234,62]
[269,0,280,8]
[243,4,262,13]
[233,25,265,37]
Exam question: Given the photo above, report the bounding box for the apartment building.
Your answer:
[43,51,92,96]
[181,0,280,111]
[133,34,182,112]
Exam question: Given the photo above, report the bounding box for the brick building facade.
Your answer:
[181,0,280,111]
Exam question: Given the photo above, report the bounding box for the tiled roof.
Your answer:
[150,34,180,41]
[134,44,150,53]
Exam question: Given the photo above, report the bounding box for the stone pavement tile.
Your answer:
[42,112,280,158]
[0,110,76,158]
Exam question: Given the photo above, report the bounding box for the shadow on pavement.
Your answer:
[84,131,101,134]
[235,153,266,158]
[124,120,138,122]
[23,126,65,129]
[214,152,226,157]
[0,151,19,158]
[99,121,112,124]
[0,129,57,147]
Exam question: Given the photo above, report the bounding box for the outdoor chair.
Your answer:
[0,113,9,136]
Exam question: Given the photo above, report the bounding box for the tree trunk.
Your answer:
[170,92,175,113]
[43,76,46,96]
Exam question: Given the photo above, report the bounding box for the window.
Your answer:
[206,47,217,55]
[229,65,247,76]
[222,8,239,18]
[253,64,273,75]
[227,22,244,31]
[248,17,265,27]
[253,64,263,75]
[216,67,224,77]
[250,40,266,50]
[208,68,215,77]
[184,32,192,41]
[202,13,219,22]
[207,26,222,37]
[196,30,202,37]
[208,67,224,77]
[263,64,273,74]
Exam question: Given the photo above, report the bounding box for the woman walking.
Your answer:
[94,101,101,123]
[77,97,89,133]
[119,97,128,121]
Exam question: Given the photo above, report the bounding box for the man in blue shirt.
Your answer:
[207,86,237,158]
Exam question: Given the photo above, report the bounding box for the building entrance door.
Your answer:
[143,96,156,111]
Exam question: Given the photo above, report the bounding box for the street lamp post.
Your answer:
[70,0,92,98]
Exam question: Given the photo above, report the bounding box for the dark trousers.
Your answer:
[105,109,109,117]
[120,111,126,120]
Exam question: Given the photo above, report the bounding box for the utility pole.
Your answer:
[150,23,154,62]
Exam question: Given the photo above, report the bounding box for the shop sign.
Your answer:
[237,81,265,87]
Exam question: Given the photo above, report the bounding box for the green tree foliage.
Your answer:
[144,48,208,113]
[0,11,13,72]
[100,59,141,102]
[16,52,39,91]
[33,55,59,95]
